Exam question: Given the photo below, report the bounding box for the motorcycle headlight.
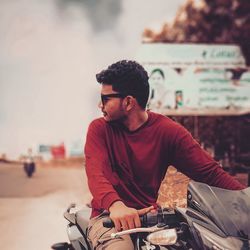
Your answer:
[147,228,178,246]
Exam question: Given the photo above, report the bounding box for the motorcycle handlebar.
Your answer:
[103,208,178,228]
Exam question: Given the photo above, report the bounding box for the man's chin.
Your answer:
[103,116,123,124]
[103,115,113,122]
[103,116,110,122]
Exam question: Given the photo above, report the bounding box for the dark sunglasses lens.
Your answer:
[101,96,108,104]
[101,94,125,105]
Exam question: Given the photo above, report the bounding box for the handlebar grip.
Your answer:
[102,214,150,228]
[102,208,177,228]
[103,218,114,228]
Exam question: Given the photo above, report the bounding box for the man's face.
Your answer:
[99,84,126,122]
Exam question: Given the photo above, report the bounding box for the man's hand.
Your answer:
[109,201,154,232]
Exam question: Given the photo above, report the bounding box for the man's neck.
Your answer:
[123,110,148,132]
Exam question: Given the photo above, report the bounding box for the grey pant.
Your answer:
[87,214,134,250]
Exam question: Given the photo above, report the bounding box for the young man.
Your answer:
[84,60,245,249]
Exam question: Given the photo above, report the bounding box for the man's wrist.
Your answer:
[109,200,125,212]
[101,192,121,210]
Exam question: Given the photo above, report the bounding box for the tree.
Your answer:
[143,0,250,65]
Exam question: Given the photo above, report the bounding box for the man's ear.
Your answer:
[124,96,134,111]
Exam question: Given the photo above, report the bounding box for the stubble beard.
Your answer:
[104,106,127,125]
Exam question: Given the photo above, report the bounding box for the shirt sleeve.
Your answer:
[84,120,122,210]
[171,126,246,190]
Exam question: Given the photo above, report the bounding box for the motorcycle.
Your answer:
[52,180,250,250]
[23,161,35,177]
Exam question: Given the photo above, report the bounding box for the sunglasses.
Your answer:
[101,93,127,105]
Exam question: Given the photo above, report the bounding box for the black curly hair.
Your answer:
[96,60,149,109]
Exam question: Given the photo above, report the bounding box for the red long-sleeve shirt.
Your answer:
[84,111,245,217]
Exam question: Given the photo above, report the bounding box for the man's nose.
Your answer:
[98,100,103,109]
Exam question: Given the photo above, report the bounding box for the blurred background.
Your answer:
[0,0,183,160]
[0,0,250,249]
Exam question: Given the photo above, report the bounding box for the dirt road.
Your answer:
[0,163,92,250]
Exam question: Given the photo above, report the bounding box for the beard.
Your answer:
[104,113,127,124]
[102,101,127,124]
[103,108,127,125]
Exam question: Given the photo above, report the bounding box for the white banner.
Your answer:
[136,44,250,115]
[136,43,246,68]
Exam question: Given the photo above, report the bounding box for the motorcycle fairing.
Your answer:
[187,181,250,239]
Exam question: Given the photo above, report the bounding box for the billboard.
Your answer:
[136,44,250,115]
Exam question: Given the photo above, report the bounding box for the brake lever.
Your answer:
[111,223,167,239]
